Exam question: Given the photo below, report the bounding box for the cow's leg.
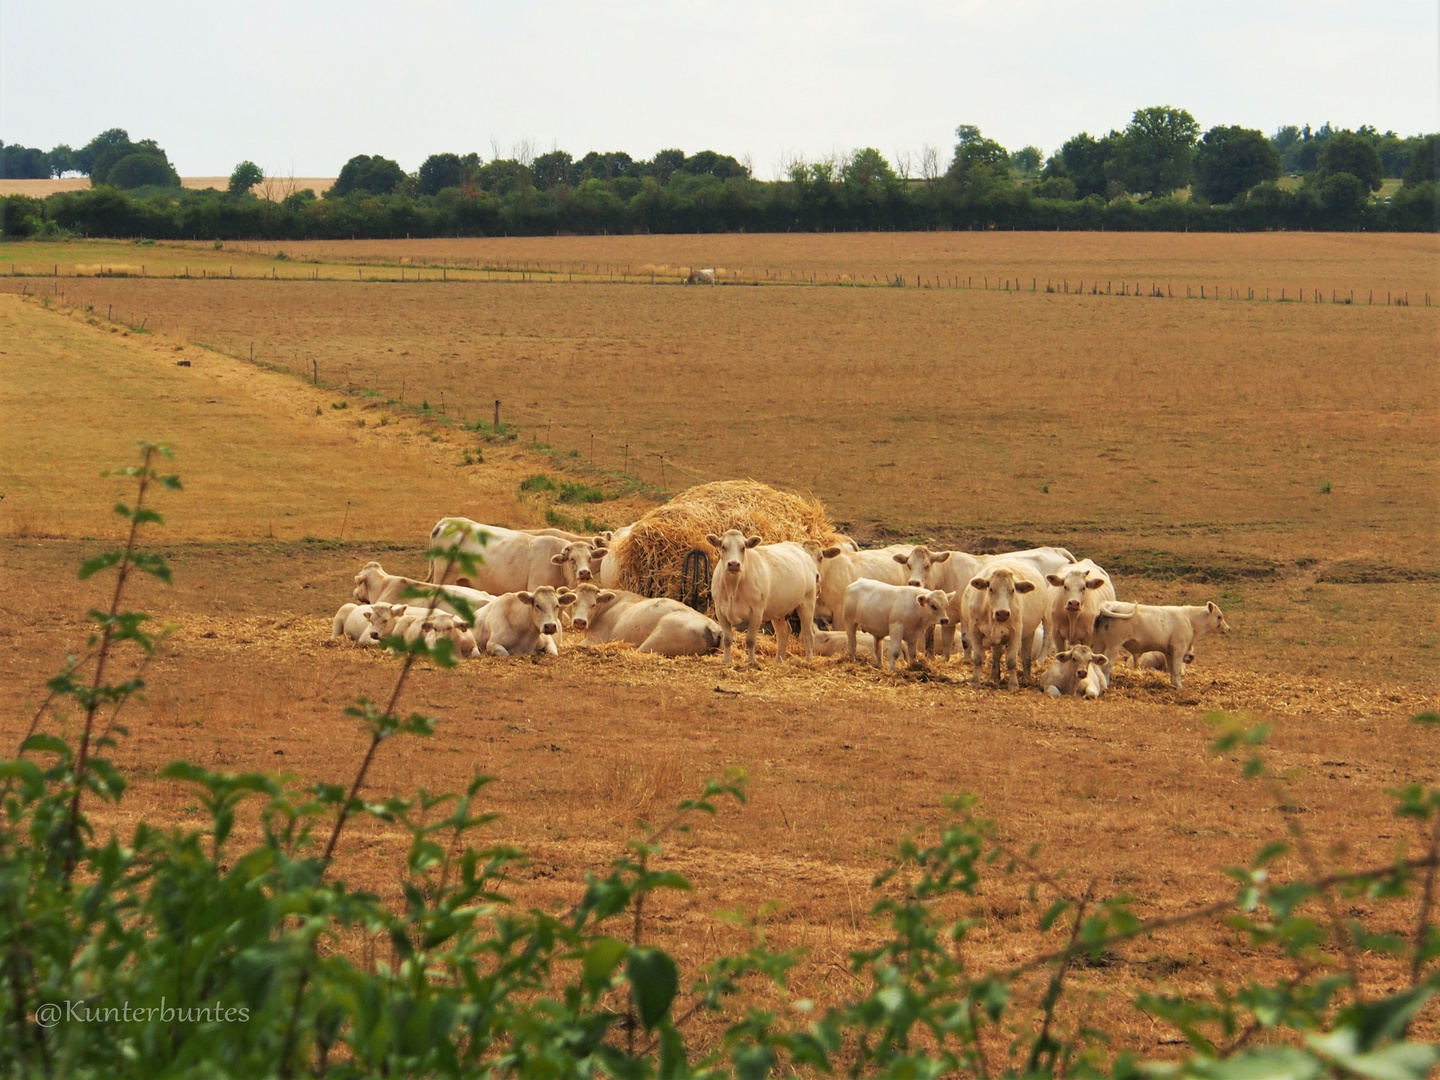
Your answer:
[774,614,791,663]
[924,626,936,657]
[1019,627,1035,687]
[745,608,761,665]
[990,633,1004,685]
[846,621,857,661]
[486,642,511,656]
[718,616,735,666]
[1169,645,1186,689]
[542,634,559,657]
[798,599,815,659]
[970,631,986,688]
[1005,636,1022,690]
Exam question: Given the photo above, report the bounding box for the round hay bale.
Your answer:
[613,480,843,605]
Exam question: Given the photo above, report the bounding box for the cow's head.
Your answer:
[707,530,760,575]
[1205,601,1231,634]
[551,540,607,585]
[518,586,575,637]
[364,601,405,640]
[895,546,951,589]
[917,589,954,627]
[566,582,617,632]
[968,566,1035,623]
[352,561,386,602]
[1045,565,1108,612]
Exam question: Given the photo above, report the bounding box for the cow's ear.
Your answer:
[518,592,535,606]
[934,551,951,563]
[597,591,617,604]
[969,577,989,591]
[558,593,576,606]
[1094,654,1109,666]
[892,553,908,564]
[1046,574,1064,586]
[1206,601,1217,613]
[745,536,762,549]
[1056,650,1072,662]
[550,553,568,565]
[1014,580,1036,593]
[822,546,842,559]
[946,591,956,603]
[705,534,722,547]
[1086,577,1106,589]
[916,594,928,608]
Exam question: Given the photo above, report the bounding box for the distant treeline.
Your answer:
[3,111,1437,238]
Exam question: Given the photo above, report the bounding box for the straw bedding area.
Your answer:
[612,480,844,604]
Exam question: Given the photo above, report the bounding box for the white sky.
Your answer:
[2,0,1436,179]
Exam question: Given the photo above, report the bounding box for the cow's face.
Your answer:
[895,546,950,589]
[1045,567,1107,612]
[707,530,760,575]
[1205,601,1231,634]
[519,586,575,636]
[918,589,952,626]
[365,602,403,639]
[566,583,617,632]
[551,540,607,585]
[969,567,1034,623]
[352,562,383,602]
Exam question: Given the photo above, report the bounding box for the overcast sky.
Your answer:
[2,0,1436,178]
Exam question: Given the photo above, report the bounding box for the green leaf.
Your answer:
[626,945,679,1030]
[583,936,629,988]
[1182,1046,1324,1079]
[78,551,122,579]
[732,1044,776,1080]
[1308,1033,1440,1080]
[1331,986,1434,1052]
[1040,898,1070,931]
[1411,712,1439,726]
[19,733,72,758]
[658,1019,689,1080]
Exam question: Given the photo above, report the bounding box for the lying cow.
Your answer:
[394,609,479,657]
[1040,645,1110,699]
[1042,560,1116,657]
[840,580,953,671]
[962,561,1047,689]
[426,518,575,593]
[352,562,495,618]
[565,583,721,655]
[331,602,407,646]
[707,530,818,665]
[811,628,877,662]
[471,586,575,657]
[550,538,608,588]
[1090,601,1230,689]
[686,268,716,284]
[815,544,911,623]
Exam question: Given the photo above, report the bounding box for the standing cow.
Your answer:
[962,561,1047,689]
[1041,559,1116,658]
[839,580,953,671]
[706,530,818,665]
[1090,601,1230,689]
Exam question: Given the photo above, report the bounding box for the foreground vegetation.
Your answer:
[2,448,1436,1078]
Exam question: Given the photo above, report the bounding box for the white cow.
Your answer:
[706,530,818,665]
[332,602,396,645]
[565,583,721,655]
[550,539,608,588]
[1040,645,1110,699]
[471,587,576,657]
[595,524,634,589]
[1041,560,1116,657]
[426,518,574,593]
[811,628,877,661]
[351,562,495,619]
[686,268,716,284]
[814,544,911,623]
[962,561,1047,689]
[839,580,953,671]
[1090,601,1230,689]
[393,610,479,658]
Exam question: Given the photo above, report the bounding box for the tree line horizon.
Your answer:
[3,106,1437,237]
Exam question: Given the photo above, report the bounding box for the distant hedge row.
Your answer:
[3,172,1437,239]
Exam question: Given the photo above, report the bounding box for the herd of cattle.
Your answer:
[330,517,1232,697]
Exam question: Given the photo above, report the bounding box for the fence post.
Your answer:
[494,399,501,430]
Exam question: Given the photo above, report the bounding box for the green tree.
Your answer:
[1057,132,1117,198]
[47,143,75,176]
[1318,170,1369,217]
[1317,130,1383,190]
[680,150,747,178]
[1008,145,1043,175]
[948,124,1009,177]
[105,152,180,188]
[1193,125,1280,203]
[417,152,468,195]
[1113,105,1199,196]
[228,161,264,196]
[1403,134,1437,186]
[647,148,685,184]
[532,150,574,189]
[1,142,50,179]
[329,154,406,197]
[73,127,131,175]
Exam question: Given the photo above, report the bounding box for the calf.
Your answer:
[352,561,495,618]
[471,587,576,657]
[1042,560,1116,657]
[333,602,384,645]
[706,530,818,665]
[1090,601,1230,689]
[962,562,1047,689]
[811,628,877,662]
[566,583,721,655]
[814,544,910,623]
[1040,645,1110,699]
[840,579,953,671]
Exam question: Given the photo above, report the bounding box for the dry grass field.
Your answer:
[1,231,1437,1061]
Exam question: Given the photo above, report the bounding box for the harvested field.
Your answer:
[2,229,1437,1061]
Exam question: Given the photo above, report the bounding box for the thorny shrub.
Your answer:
[1,445,1436,1078]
